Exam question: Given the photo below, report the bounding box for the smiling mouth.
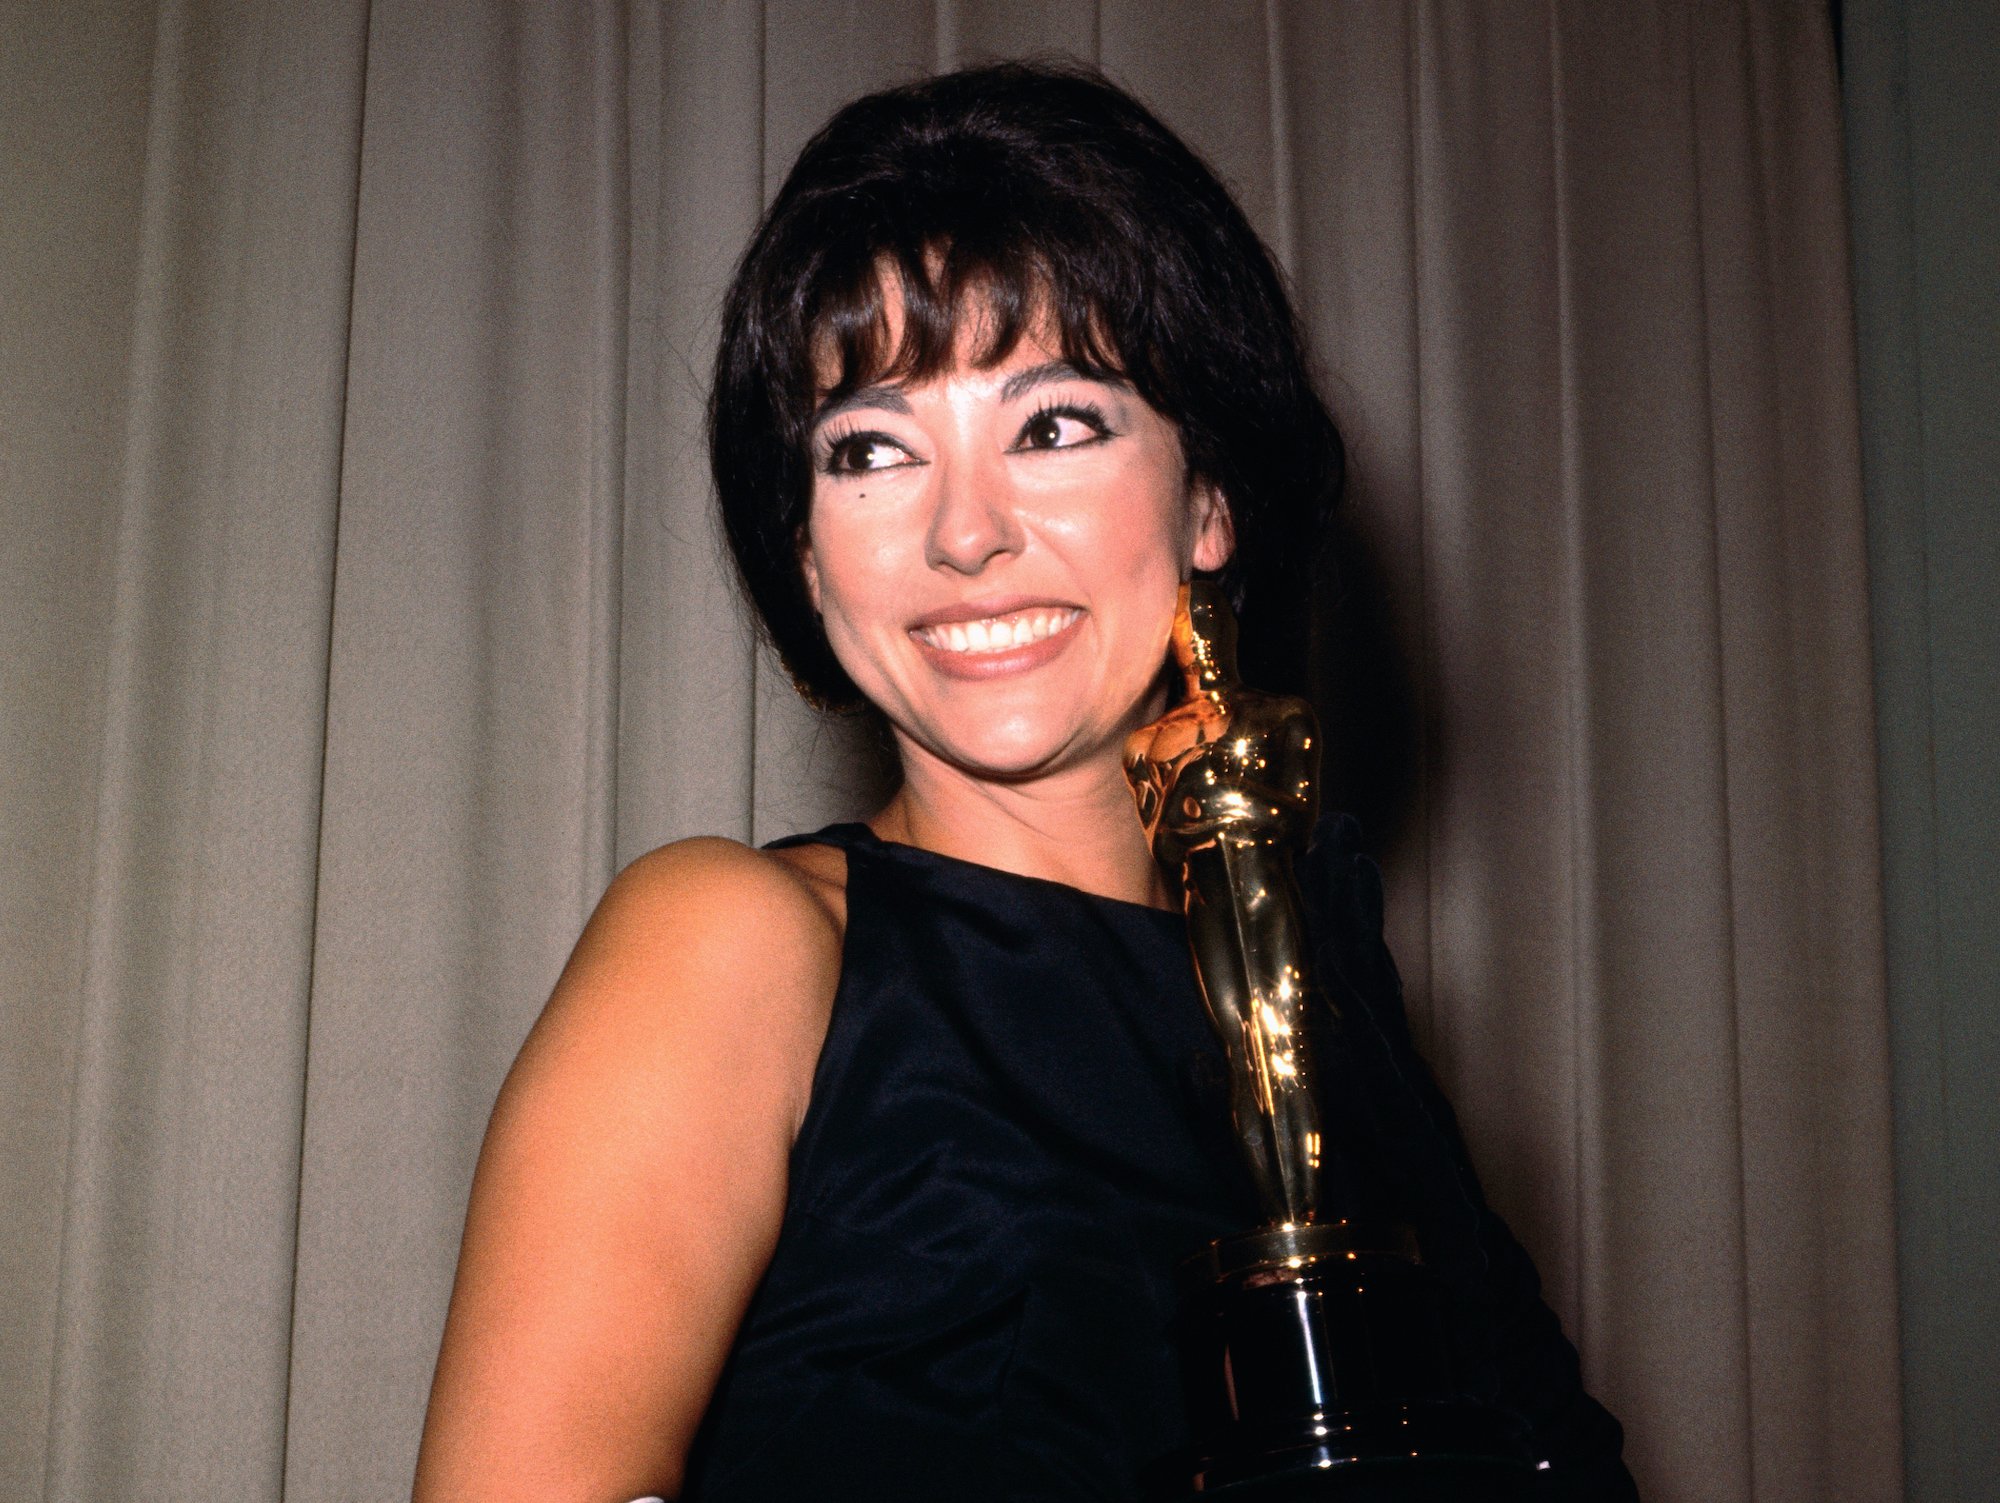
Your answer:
[911,607,1082,655]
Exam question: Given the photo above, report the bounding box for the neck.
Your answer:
[871,739,1173,910]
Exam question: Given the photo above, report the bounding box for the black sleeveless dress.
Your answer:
[679,818,1636,1501]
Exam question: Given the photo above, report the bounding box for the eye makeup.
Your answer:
[816,425,917,476]
[1013,397,1120,451]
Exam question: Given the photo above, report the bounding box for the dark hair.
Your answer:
[709,60,1343,709]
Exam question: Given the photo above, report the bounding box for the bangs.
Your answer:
[803,235,1134,416]
[711,62,1344,710]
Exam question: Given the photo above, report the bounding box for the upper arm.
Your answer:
[413,838,842,1503]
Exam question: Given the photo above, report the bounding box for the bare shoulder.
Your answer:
[522,835,849,1135]
[600,835,846,960]
[521,832,853,1175]
[416,836,851,1497]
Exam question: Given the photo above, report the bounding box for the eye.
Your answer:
[819,430,917,476]
[1013,402,1114,453]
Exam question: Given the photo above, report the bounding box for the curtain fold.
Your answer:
[8,3,1900,1500]
[277,4,632,1493]
[41,3,372,1496]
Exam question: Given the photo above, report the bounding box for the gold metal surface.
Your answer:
[1126,581,1328,1228]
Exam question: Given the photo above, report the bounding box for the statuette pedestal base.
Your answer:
[1163,1223,1536,1501]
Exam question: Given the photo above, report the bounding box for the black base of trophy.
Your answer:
[1156,1223,1538,1501]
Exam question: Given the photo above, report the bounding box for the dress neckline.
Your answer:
[789,821,1189,931]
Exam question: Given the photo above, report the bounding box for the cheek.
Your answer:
[803,507,909,676]
[1082,475,1196,592]
[1049,482,1192,679]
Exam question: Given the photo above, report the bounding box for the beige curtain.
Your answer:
[1,2,1900,1500]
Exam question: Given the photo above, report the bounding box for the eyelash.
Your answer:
[814,398,1119,478]
[815,424,897,476]
[1019,399,1116,448]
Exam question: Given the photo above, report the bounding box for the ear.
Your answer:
[798,530,822,612]
[1189,479,1235,573]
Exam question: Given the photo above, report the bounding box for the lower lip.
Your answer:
[910,617,1083,681]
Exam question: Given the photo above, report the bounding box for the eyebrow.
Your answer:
[810,360,1133,428]
[998,360,1130,402]
[811,384,913,427]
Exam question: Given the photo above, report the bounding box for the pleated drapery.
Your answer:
[3,4,1900,1501]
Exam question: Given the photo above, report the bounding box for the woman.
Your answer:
[414,63,1635,1502]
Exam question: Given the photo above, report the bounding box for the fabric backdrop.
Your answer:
[2,3,1901,1500]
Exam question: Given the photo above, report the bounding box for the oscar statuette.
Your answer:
[1125,583,1536,1500]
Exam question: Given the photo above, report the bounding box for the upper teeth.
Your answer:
[916,608,1081,654]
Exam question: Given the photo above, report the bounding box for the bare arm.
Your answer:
[412,838,843,1503]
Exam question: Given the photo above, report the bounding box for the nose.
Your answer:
[923,451,1024,575]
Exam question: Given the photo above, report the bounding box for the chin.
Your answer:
[859,649,1159,783]
[924,708,1090,781]
[944,731,1071,781]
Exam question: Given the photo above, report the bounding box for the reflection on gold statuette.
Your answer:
[1124,580,1325,1229]
[1128,582,1538,1499]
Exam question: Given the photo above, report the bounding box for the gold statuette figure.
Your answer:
[1129,582,1537,1496]
[1125,580,1326,1229]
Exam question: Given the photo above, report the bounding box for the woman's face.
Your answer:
[802,301,1233,782]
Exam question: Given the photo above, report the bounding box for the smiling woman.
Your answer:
[709,63,1343,720]
[411,62,1635,1503]
[800,309,1232,786]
